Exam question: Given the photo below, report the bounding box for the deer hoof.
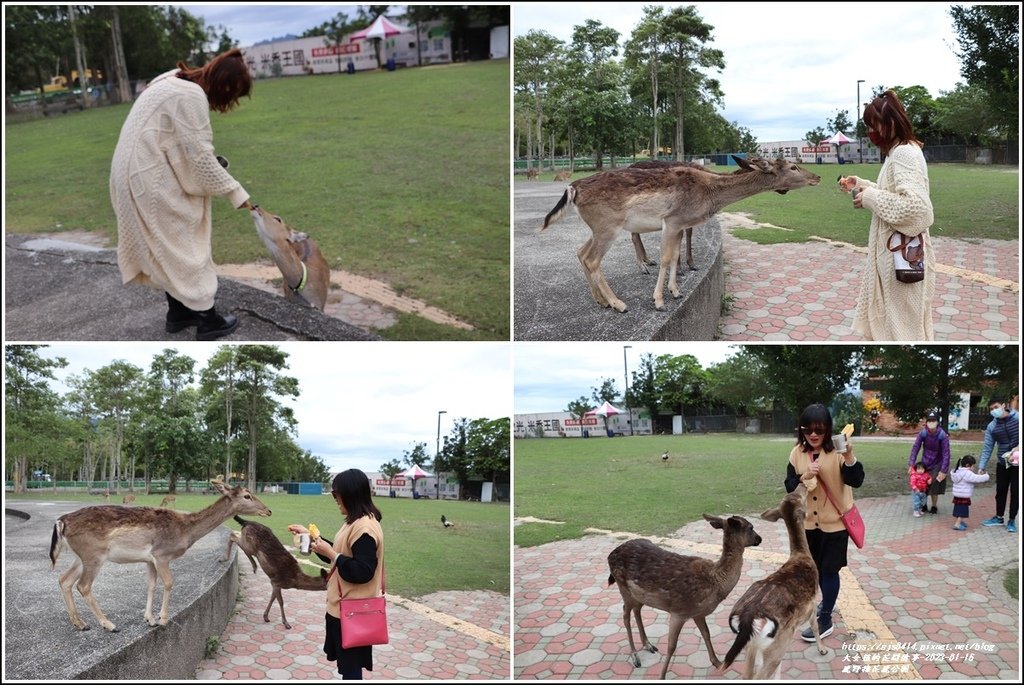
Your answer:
[818,648,828,656]
[284,622,292,630]
[612,302,628,313]
[630,654,641,668]
[645,644,659,654]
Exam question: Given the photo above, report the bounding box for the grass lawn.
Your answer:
[6,490,510,598]
[512,433,981,548]
[4,61,510,341]
[523,162,1019,243]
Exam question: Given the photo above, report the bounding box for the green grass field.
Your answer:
[5,61,510,340]
[513,434,983,547]
[522,162,1019,243]
[7,490,510,598]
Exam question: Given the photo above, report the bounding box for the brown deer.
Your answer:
[720,484,828,679]
[49,481,271,632]
[159,495,176,509]
[542,156,821,311]
[223,516,329,629]
[607,515,763,679]
[249,205,330,311]
[553,169,572,182]
[122,494,136,505]
[526,167,539,181]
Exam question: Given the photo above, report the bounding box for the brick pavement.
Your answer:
[195,565,510,680]
[514,489,1020,680]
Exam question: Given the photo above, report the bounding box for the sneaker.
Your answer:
[913,510,922,517]
[929,506,938,514]
[982,516,1006,527]
[801,615,834,642]
[952,523,967,531]
[1008,520,1017,533]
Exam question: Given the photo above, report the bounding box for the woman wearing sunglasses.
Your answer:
[784,403,864,643]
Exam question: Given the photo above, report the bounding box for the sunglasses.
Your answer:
[801,426,827,436]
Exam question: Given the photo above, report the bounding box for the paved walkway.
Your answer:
[195,562,510,680]
[514,489,1020,680]
[718,222,1019,341]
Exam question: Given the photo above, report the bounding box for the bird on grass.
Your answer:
[661,451,670,462]
[441,515,454,528]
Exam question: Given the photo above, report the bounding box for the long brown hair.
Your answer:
[177,47,252,113]
[862,89,923,153]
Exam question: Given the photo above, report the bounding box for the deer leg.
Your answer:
[805,603,827,656]
[58,558,89,631]
[693,615,721,668]
[621,601,642,667]
[631,233,655,273]
[221,532,238,563]
[75,561,118,632]
[658,614,687,680]
[579,229,627,313]
[633,606,658,654]
[685,227,696,271]
[262,585,290,626]
[654,225,685,309]
[145,561,158,626]
[576,237,608,307]
[154,560,174,626]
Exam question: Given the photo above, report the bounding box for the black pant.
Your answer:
[994,461,1019,521]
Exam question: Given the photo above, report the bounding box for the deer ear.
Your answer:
[703,513,724,529]
[760,508,783,522]
[733,155,751,170]
[211,480,228,494]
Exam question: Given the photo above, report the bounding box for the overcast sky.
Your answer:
[31,342,511,476]
[514,342,741,414]
[514,1,967,142]
[177,3,390,47]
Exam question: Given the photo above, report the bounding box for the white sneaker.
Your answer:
[913,510,921,517]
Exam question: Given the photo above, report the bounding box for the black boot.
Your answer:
[196,307,238,340]
[165,293,202,333]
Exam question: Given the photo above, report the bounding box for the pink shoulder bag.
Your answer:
[816,477,866,549]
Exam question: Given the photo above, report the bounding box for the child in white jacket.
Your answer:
[951,455,989,531]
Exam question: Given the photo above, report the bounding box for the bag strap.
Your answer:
[812,467,848,517]
[326,555,386,595]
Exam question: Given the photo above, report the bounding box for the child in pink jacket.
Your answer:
[908,463,932,517]
[950,455,990,530]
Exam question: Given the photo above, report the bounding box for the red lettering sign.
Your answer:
[311,44,361,58]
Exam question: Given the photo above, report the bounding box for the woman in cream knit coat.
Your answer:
[110,48,252,340]
[843,90,935,341]
[784,403,864,643]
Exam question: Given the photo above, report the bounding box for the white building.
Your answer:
[514,410,653,439]
[365,471,460,500]
[757,139,881,164]
[241,19,453,78]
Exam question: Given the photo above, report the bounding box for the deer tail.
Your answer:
[722,614,776,670]
[49,520,65,569]
[607,573,616,587]
[541,186,575,231]
[234,515,249,527]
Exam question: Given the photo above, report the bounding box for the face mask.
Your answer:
[867,131,884,147]
[991,407,1005,419]
[926,421,938,430]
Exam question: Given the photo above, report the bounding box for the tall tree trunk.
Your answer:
[534,85,543,170]
[69,5,90,109]
[110,6,132,103]
[651,52,659,158]
[525,117,533,171]
[674,63,686,161]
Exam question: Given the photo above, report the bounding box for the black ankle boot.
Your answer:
[196,307,238,340]
[165,293,202,333]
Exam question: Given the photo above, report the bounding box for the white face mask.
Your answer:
[926,421,938,430]
[991,407,1005,419]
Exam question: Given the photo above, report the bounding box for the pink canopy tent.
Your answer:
[349,15,413,69]
[585,401,622,417]
[825,131,857,163]
[400,464,433,497]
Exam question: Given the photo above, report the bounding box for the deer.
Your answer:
[159,495,176,509]
[607,514,763,679]
[249,205,330,311]
[719,483,828,679]
[49,480,271,633]
[553,169,573,182]
[122,494,136,505]
[542,156,821,312]
[222,516,328,629]
[526,167,539,181]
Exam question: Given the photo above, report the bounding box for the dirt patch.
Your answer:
[719,211,793,231]
[32,230,112,248]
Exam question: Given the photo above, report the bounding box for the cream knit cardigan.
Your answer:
[110,69,249,311]
[851,143,935,341]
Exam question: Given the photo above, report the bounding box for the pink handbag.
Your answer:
[817,479,866,549]
[330,565,389,649]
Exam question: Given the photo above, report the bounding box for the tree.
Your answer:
[949,4,1018,137]
[827,109,853,134]
[654,354,707,429]
[659,6,723,160]
[706,353,772,416]
[402,442,431,467]
[81,360,146,494]
[805,126,827,148]
[513,30,563,171]
[379,458,403,493]
[624,6,668,158]
[933,82,1001,145]
[200,347,241,483]
[5,346,67,493]
[465,418,510,494]
[627,353,660,434]
[868,345,1019,427]
[235,346,299,491]
[741,346,863,413]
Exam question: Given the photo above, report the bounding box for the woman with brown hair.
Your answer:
[840,89,935,340]
[110,47,253,340]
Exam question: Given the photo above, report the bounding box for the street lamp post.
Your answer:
[435,410,447,500]
[857,79,865,164]
[623,345,633,436]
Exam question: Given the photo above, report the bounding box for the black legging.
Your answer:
[993,461,1019,521]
